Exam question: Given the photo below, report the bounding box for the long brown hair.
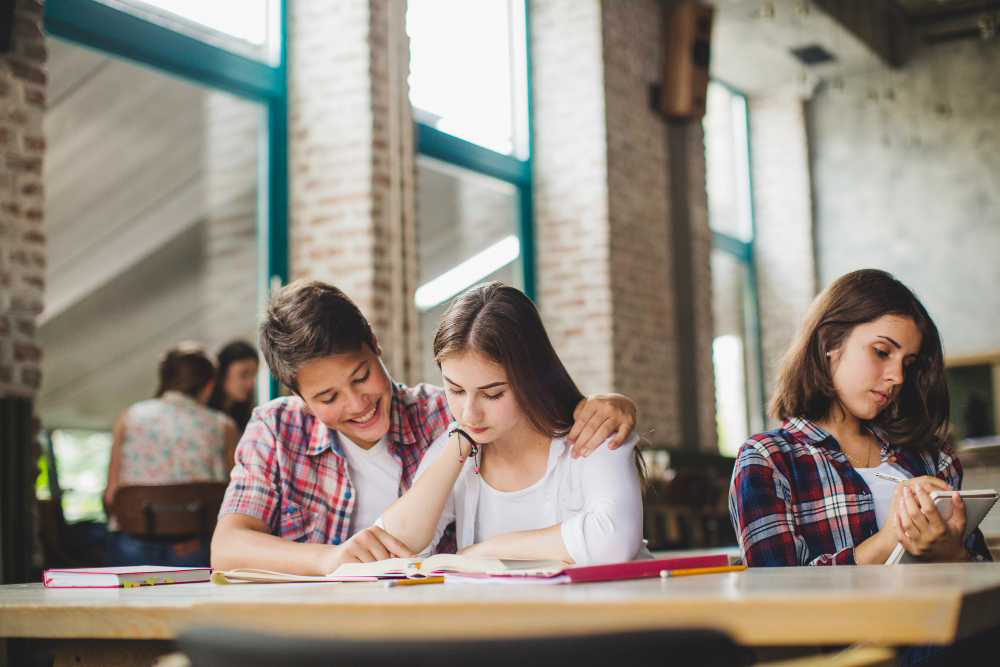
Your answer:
[769,269,948,447]
[434,282,646,482]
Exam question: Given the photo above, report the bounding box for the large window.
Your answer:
[39,0,288,522]
[704,81,764,456]
[407,0,533,383]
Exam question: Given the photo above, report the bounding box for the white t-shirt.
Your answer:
[404,426,644,566]
[337,432,402,536]
[474,474,550,544]
[854,461,910,529]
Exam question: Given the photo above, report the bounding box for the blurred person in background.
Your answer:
[208,340,260,437]
[104,342,238,566]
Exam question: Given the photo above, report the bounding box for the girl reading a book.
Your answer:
[729,269,992,568]
[379,282,645,564]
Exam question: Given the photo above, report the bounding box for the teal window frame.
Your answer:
[708,79,765,434]
[412,4,535,301]
[44,0,289,400]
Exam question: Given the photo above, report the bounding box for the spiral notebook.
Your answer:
[885,488,998,564]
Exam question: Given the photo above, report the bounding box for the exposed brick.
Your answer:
[24,206,41,221]
[20,181,40,196]
[16,0,44,19]
[1,201,20,217]
[22,135,43,152]
[21,228,42,244]
[24,87,43,108]
[0,271,10,287]
[10,296,42,315]
[6,153,40,173]
[20,367,40,389]
[0,316,7,334]
[12,16,44,43]
[15,318,33,336]
[21,273,42,289]
[13,342,40,362]
[0,365,12,384]
[0,127,12,145]
[5,108,28,125]
[17,42,45,63]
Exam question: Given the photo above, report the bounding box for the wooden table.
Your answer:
[3,563,1000,665]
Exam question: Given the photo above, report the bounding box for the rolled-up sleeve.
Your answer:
[560,431,644,565]
[219,410,282,527]
[729,443,855,567]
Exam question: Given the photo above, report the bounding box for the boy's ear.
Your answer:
[371,333,383,357]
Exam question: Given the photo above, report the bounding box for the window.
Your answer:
[408,0,529,157]
[408,0,533,383]
[97,0,279,62]
[704,80,764,456]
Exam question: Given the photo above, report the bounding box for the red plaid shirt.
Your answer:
[221,381,456,552]
[729,417,992,567]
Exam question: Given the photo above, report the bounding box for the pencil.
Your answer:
[660,565,746,578]
[876,472,906,483]
[385,576,445,587]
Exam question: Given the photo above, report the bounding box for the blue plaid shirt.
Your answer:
[729,417,992,567]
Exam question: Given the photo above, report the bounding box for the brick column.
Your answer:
[0,0,46,400]
[531,0,716,449]
[748,91,817,419]
[288,0,419,383]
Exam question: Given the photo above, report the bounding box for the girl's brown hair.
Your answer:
[156,342,218,399]
[769,269,948,447]
[434,282,646,481]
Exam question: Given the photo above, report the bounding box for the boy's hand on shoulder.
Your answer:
[319,526,413,573]
[568,393,636,458]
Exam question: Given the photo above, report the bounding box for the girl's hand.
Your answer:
[867,476,952,560]
[568,393,636,457]
[892,485,968,562]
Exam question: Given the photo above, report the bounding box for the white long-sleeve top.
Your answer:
[400,426,644,565]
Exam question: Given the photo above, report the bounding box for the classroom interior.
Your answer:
[1,0,1000,664]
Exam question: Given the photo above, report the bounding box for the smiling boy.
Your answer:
[211,280,637,575]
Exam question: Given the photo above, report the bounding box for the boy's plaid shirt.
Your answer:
[220,381,456,552]
[729,417,991,567]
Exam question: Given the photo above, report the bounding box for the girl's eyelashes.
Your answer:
[445,388,502,400]
[446,387,465,396]
[484,392,504,401]
[873,347,889,358]
[353,370,371,384]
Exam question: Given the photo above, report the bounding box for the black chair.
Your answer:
[178,626,754,667]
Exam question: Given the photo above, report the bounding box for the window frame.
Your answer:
[411,0,535,301]
[44,0,289,401]
[707,78,765,437]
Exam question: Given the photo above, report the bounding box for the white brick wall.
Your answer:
[288,0,418,382]
[0,0,46,399]
[748,91,817,420]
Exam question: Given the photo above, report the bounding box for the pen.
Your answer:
[385,576,445,587]
[876,472,906,483]
[660,565,746,578]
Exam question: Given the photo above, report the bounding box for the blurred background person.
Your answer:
[208,340,260,437]
[103,342,237,566]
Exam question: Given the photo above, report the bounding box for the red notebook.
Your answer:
[43,565,212,588]
[445,553,732,585]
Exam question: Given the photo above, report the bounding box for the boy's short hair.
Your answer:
[259,280,375,393]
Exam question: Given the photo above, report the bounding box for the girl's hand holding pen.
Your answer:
[892,483,967,562]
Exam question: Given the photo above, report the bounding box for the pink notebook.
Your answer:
[43,565,211,588]
[446,553,732,585]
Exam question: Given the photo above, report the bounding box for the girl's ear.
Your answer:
[825,347,841,368]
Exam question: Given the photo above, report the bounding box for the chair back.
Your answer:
[111,482,228,538]
[179,626,753,667]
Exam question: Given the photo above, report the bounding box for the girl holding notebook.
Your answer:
[379,282,645,565]
[729,269,992,567]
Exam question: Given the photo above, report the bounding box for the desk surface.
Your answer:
[3,564,1000,646]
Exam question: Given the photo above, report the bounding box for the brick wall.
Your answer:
[0,0,46,399]
[748,91,817,419]
[531,0,716,449]
[288,0,418,383]
[530,0,615,397]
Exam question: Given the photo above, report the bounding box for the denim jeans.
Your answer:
[106,532,211,568]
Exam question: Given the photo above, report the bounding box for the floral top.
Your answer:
[728,417,992,567]
[119,391,229,487]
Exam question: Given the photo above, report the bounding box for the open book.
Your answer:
[885,488,998,564]
[212,555,566,584]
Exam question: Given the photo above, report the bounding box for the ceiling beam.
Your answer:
[811,0,918,67]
